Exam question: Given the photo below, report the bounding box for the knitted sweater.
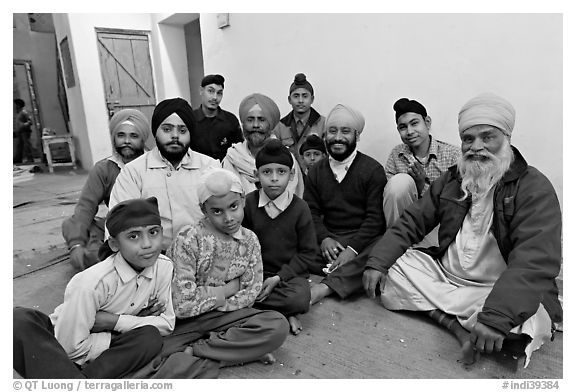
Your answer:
[167,218,263,318]
[243,191,317,281]
[304,152,387,251]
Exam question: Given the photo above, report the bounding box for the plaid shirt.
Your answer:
[384,136,461,194]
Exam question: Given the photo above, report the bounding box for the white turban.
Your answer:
[458,93,515,137]
[325,104,365,135]
[197,168,244,205]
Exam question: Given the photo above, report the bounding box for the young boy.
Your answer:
[243,139,318,335]
[299,134,327,175]
[164,167,288,371]
[13,197,175,379]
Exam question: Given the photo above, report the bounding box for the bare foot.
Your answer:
[288,315,303,335]
[259,353,276,365]
[310,283,333,305]
[460,341,479,365]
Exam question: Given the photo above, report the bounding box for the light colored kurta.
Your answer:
[50,253,175,365]
[109,147,219,249]
[381,187,551,366]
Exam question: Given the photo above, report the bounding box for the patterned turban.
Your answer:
[325,104,365,135]
[458,93,516,137]
[238,93,281,129]
[108,108,151,145]
[151,97,195,137]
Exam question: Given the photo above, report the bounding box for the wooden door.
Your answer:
[97,29,156,148]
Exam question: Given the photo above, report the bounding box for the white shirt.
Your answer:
[328,148,358,183]
[50,253,175,365]
[258,188,293,219]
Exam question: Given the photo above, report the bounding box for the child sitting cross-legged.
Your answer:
[13,197,175,379]
[243,139,318,335]
[163,167,289,372]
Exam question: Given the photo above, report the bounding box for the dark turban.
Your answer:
[393,98,428,123]
[256,138,294,169]
[289,73,314,96]
[201,74,225,88]
[238,93,281,129]
[299,134,326,155]
[106,197,161,238]
[151,98,195,137]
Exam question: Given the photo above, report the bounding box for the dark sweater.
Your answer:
[243,191,318,281]
[304,152,387,252]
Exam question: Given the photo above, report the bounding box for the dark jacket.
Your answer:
[366,146,562,334]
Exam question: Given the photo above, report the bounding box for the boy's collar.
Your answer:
[113,253,155,282]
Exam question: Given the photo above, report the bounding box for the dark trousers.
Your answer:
[310,235,382,299]
[161,307,289,364]
[13,307,162,379]
[14,130,33,163]
[253,275,311,317]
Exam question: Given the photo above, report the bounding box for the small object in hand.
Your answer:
[322,263,332,274]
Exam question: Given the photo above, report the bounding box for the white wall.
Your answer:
[199,13,563,206]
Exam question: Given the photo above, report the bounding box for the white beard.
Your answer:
[457,139,514,200]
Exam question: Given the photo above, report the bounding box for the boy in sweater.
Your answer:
[243,139,318,335]
[14,197,175,378]
[164,167,288,371]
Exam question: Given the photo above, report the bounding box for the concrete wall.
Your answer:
[199,13,563,206]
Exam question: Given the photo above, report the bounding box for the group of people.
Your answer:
[13,72,562,379]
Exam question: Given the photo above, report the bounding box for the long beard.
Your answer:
[157,140,190,164]
[457,139,514,200]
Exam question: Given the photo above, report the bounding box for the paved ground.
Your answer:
[11,166,563,379]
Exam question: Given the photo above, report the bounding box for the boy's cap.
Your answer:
[256,139,294,169]
[198,168,244,204]
[201,74,225,88]
[106,197,161,237]
[393,98,427,123]
[299,134,326,155]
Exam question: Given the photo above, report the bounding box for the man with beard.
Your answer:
[62,109,150,270]
[306,104,387,305]
[110,98,220,251]
[363,93,562,367]
[222,93,305,197]
[190,74,243,161]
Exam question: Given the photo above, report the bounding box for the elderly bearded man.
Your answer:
[223,93,305,197]
[363,93,562,367]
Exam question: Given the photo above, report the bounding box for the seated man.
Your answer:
[306,104,387,305]
[110,98,220,250]
[364,93,562,366]
[223,93,305,197]
[384,98,460,233]
[273,73,325,172]
[62,109,150,270]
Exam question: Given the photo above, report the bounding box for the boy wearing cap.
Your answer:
[243,139,318,335]
[299,134,327,176]
[14,197,175,379]
[384,98,460,230]
[273,73,325,173]
[164,168,288,371]
[191,74,243,161]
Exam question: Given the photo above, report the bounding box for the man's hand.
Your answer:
[362,268,388,298]
[328,248,356,272]
[321,238,345,262]
[69,245,86,270]
[407,161,426,196]
[137,296,166,317]
[224,278,241,298]
[256,275,281,302]
[470,322,506,354]
[91,311,120,333]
